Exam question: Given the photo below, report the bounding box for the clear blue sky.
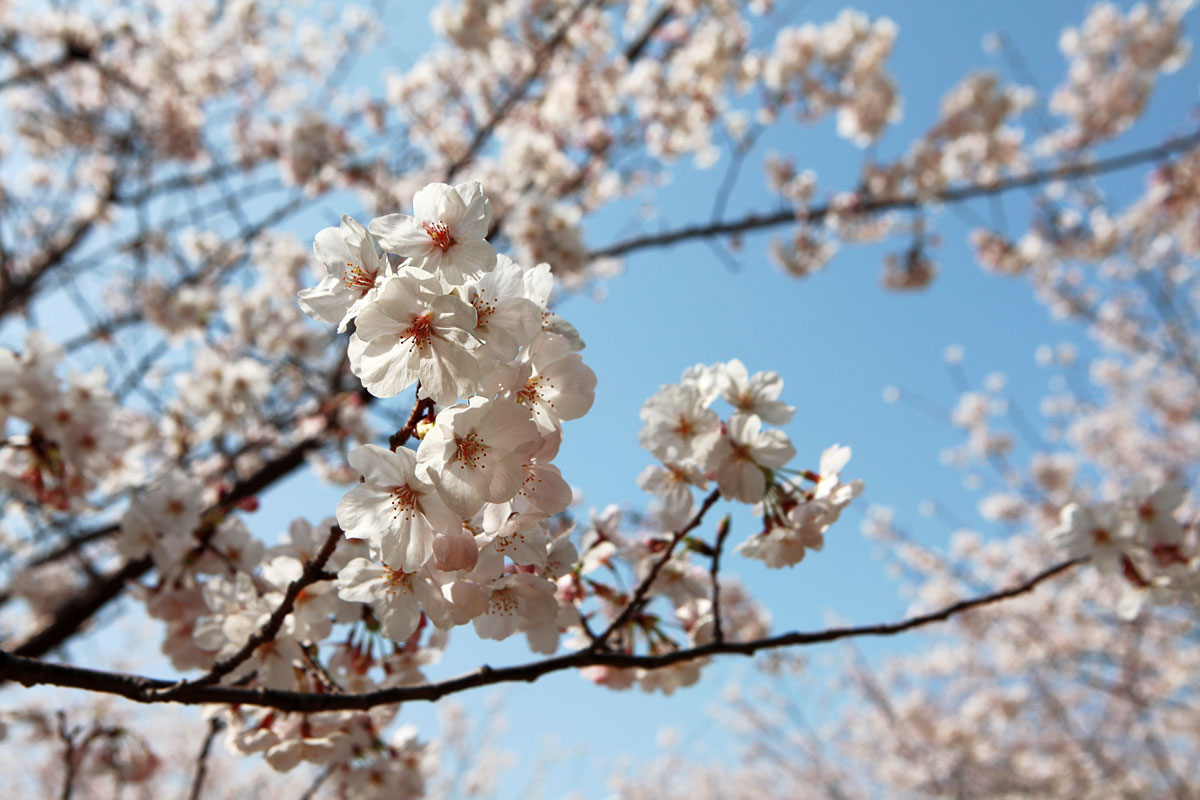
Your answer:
[11,2,1199,796]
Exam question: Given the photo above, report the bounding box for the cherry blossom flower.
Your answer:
[347,269,479,404]
[472,571,559,641]
[719,359,795,425]
[335,558,447,641]
[297,215,391,332]
[337,444,460,572]
[491,332,598,432]
[1047,501,1133,574]
[706,413,796,503]
[369,182,496,283]
[416,397,539,518]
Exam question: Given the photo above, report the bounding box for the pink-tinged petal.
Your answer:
[541,356,597,420]
[486,460,526,505]
[348,443,413,487]
[453,181,492,239]
[443,238,496,279]
[510,573,559,622]
[721,462,766,503]
[313,225,352,273]
[479,399,538,450]
[352,303,411,345]
[339,214,371,256]
[520,464,572,515]
[369,213,433,255]
[377,596,422,641]
[418,490,463,534]
[429,293,479,337]
[349,334,421,398]
[431,466,488,518]
[378,515,435,572]
[334,559,387,603]
[755,429,796,468]
[413,183,465,226]
[336,484,395,539]
[298,275,352,326]
[501,297,543,345]
[417,337,477,407]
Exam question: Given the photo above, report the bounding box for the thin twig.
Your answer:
[709,515,732,643]
[151,526,343,699]
[0,560,1081,712]
[186,717,225,800]
[592,488,722,649]
[588,131,1200,260]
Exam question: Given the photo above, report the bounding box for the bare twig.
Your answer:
[709,514,732,643]
[588,131,1200,260]
[0,560,1081,712]
[186,717,225,800]
[151,526,343,699]
[592,488,722,649]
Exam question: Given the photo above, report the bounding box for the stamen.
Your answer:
[422,220,457,252]
[342,262,377,295]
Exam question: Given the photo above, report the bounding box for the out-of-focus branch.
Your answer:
[0,560,1080,712]
[588,131,1200,260]
[444,0,602,181]
[187,717,225,800]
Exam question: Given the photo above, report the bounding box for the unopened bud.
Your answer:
[415,419,435,439]
[433,530,478,572]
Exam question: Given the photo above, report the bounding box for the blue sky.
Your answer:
[6,1,1199,796]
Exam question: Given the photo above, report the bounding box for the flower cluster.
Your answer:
[296,181,597,649]
[636,358,862,568]
[1047,482,1197,618]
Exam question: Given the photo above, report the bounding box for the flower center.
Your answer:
[518,376,553,408]
[390,484,419,517]
[342,261,376,295]
[422,220,457,252]
[453,431,487,469]
[382,567,413,595]
[472,291,497,326]
[402,313,434,353]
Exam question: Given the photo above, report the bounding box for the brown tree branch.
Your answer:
[0,560,1080,712]
[588,130,1200,260]
[708,514,732,643]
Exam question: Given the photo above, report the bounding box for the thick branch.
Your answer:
[588,131,1200,260]
[0,560,1080,712]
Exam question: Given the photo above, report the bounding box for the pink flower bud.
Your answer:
[432,530,478,572]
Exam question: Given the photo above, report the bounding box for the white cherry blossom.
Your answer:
[336,444,461,572]
[416,397,539,518]
[347,269,479,404]
[369,182,496,283]
[297,215,390,332]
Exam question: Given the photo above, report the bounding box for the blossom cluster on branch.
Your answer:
[0,0,1198,796]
